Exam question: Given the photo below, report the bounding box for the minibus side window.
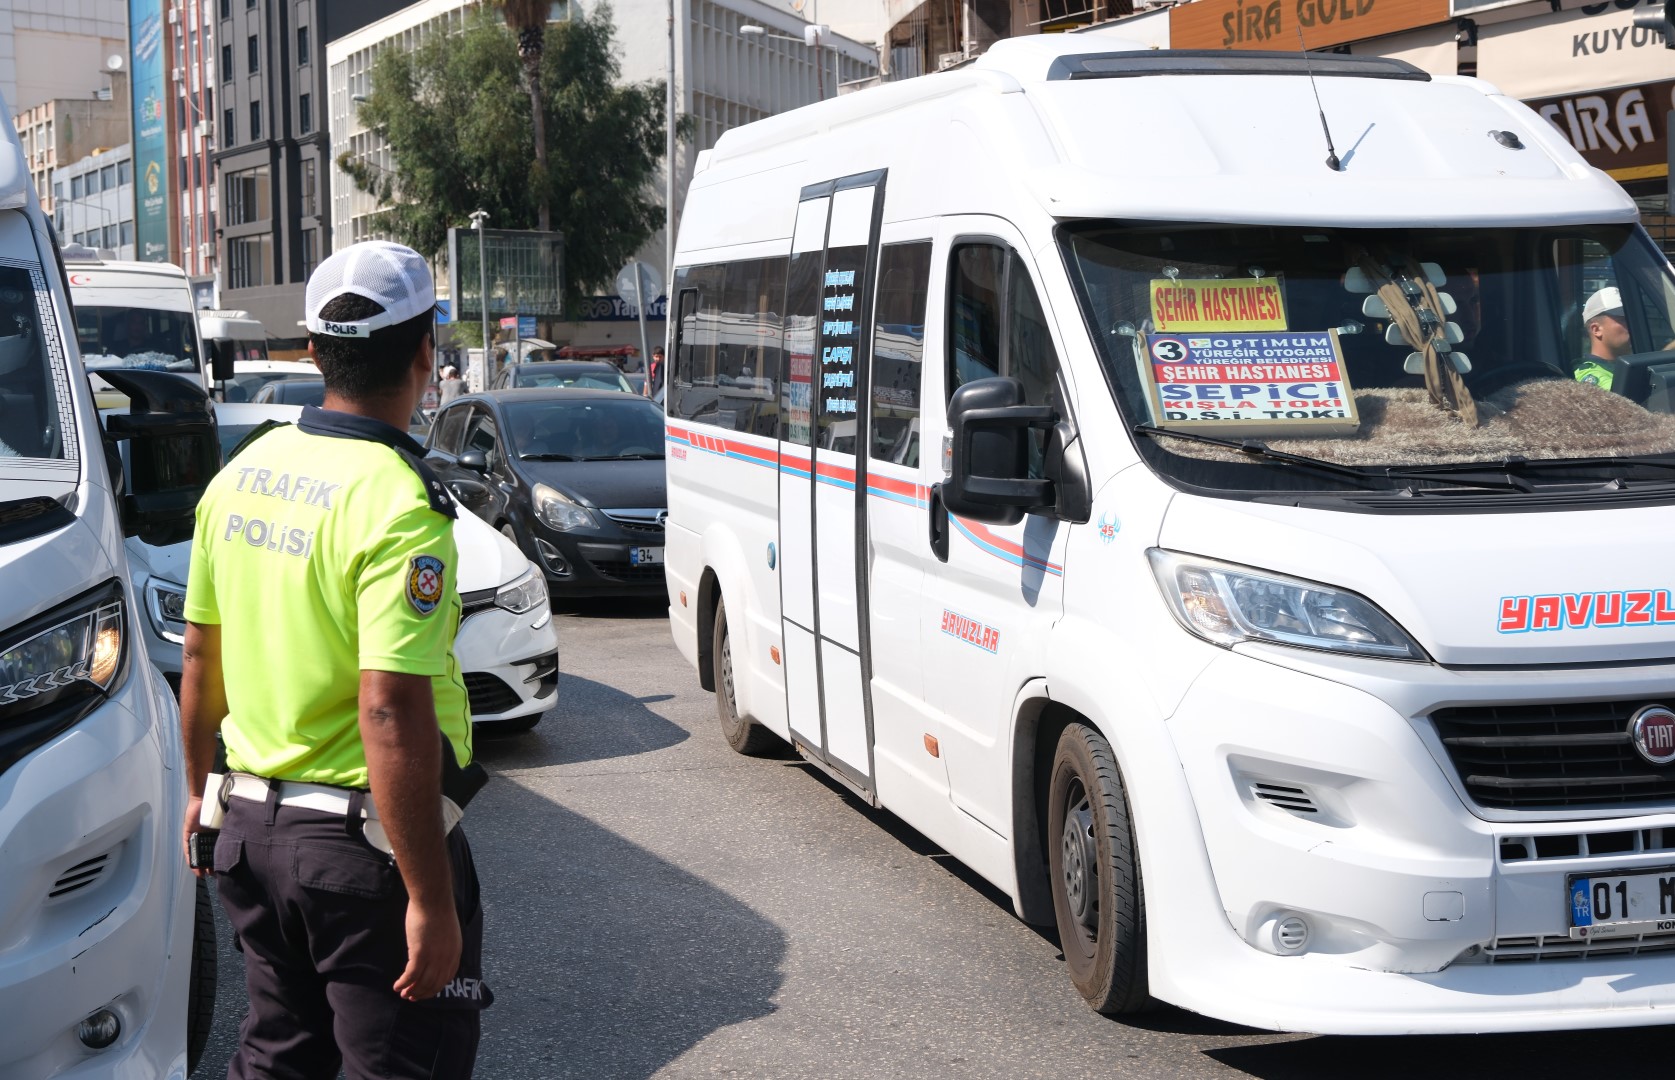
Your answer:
[945,242,1063,479]
[871,242,932,466]
[948,244,1005,392]
[783,249,823,448]
[717,257,787,437]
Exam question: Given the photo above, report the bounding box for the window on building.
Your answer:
[297,26,310,66]
[100,164,116,191]
[301,228,318,278]
[220,0,230,18]
[249,100,261,140]
[179,158,188,193]
[52,182,63,204]
[177,95,187,129]
[227,235,272,289]
[300,158,317,218]
[225,165,271,225]
[223,108,235,146]
[117,159,131,186]
[299,93,312,135]
[247,34,259,74]
[102,224,118,249]
[121,220,134,246]
[221,43,232,80]
[71,175,84,200]
[87,170,102,196]
[245,0,255,8]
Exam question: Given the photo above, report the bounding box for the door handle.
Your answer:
[928,484,950,563]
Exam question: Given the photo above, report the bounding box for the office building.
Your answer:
[55,143,137,259]
[168,0,220,288]
[0,1,129,115]
[13,87,129,220]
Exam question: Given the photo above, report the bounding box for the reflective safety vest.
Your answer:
[1575,359,1614,391]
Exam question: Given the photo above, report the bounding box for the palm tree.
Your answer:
[495,0,552,231]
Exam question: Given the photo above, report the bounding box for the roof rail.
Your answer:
[1046,49,1430,82]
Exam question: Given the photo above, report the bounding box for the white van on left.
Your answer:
[0,96,216,1075]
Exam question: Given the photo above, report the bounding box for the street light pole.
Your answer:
[666,0,677,286]
[469,208,490,391]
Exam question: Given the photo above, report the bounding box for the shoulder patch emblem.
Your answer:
[407,555,447,615]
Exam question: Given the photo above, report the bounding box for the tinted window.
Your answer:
[670,258,786,436]
[505,397,665,460]
[871,242,931,466]
[431,403,470,455]
[949,245,1005,392]
[463,408,500,469]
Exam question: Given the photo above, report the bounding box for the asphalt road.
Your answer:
[195,600,1675,1079]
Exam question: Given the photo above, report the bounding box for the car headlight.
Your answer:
[0,581,129,726]
[145,578,188,645]
[495,565,549,615]
[532,483,597,532]
[1147,549,1424,661]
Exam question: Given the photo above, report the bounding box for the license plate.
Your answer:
[1567,868,1675,939]
[630,546,664,566]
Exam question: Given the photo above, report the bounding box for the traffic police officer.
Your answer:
[1574,286,1632,390]
[179,240,490,1078]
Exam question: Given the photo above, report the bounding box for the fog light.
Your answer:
[534,539,570,576]
[76,1008,121,1050]
[1273,916,1310,952]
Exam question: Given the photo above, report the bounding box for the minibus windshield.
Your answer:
[0,264,69,462]
[76,306,201,375]
[1063,223,1675,494]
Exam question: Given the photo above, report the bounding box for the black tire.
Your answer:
[1046,723,1150,1015]
[187,876,216,1073]
[714,599,776,755]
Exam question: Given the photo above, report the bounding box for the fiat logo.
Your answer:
[1628,706,1675,766]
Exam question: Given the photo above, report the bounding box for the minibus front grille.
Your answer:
[1431,700,1675,810]
[1458,933,1675,963]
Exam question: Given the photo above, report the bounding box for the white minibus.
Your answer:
[666,37,1675,1034]
[0,101,218,1073]
[197,308,270,374]
[64,251,229,405]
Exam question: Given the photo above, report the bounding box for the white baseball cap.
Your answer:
[305,240,436,339]
[1583,286,1624,324]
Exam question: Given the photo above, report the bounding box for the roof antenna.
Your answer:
[1297,27,1341,172]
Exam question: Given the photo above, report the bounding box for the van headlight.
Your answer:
[0,581,129,724]
[145,578,188,645]
[495,565,548,615]
[1148,550,1425,661]
[532,483,597,532]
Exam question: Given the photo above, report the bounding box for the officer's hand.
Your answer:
[182,795,209,879]
[395,898,462,1001]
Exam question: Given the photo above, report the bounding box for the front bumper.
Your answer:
[454,603,560,723]
[1149,645,1675,1033]
[0,667,194,1077]
[526,524,665,597]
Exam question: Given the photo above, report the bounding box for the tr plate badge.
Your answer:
[407,555,447,615]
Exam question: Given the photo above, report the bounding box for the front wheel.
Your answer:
[714,599,776,755]
[1046,723,1150,1015]
[187,876,217,1071]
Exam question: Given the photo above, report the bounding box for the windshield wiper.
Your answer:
[1132,424,1529,493]
[520,452,575,461]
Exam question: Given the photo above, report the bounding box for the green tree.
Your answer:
[339,5,667,307]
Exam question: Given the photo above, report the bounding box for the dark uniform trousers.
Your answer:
[214,789,491,1079]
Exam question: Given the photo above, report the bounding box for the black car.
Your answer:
[424,388,666,596]
[489,360,635,394]
[249,378,432,439]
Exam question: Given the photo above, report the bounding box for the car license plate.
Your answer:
[630,546,664,566]
[1567,868,1675,939]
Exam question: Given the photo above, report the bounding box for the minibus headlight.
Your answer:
[494,565,548,615]
[532,483,597,532]
[0,581,129,724]
[145,578,188,645]
[1148,550,1424,660]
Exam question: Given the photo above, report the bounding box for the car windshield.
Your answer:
[0,264,70,462]
[514,366,633,393]
[1063,222,1675,495]
[505,398,666,460]
[76,305,201,374]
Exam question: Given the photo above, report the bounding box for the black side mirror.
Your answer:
[100,369,219,547]
[458,449,489,473]
[939,377,1055,526]
[209,340,236,383]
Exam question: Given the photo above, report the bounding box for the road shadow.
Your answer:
[193,779,787,1080]
[474,673,690,770]
[1206,1028,1675,1079]
[472,778,787,1078]
[555,595,669,620]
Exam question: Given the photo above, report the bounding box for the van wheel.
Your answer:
[1046,723,1150,1015]
[187,876,217,1072]
[714,599,775,755]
